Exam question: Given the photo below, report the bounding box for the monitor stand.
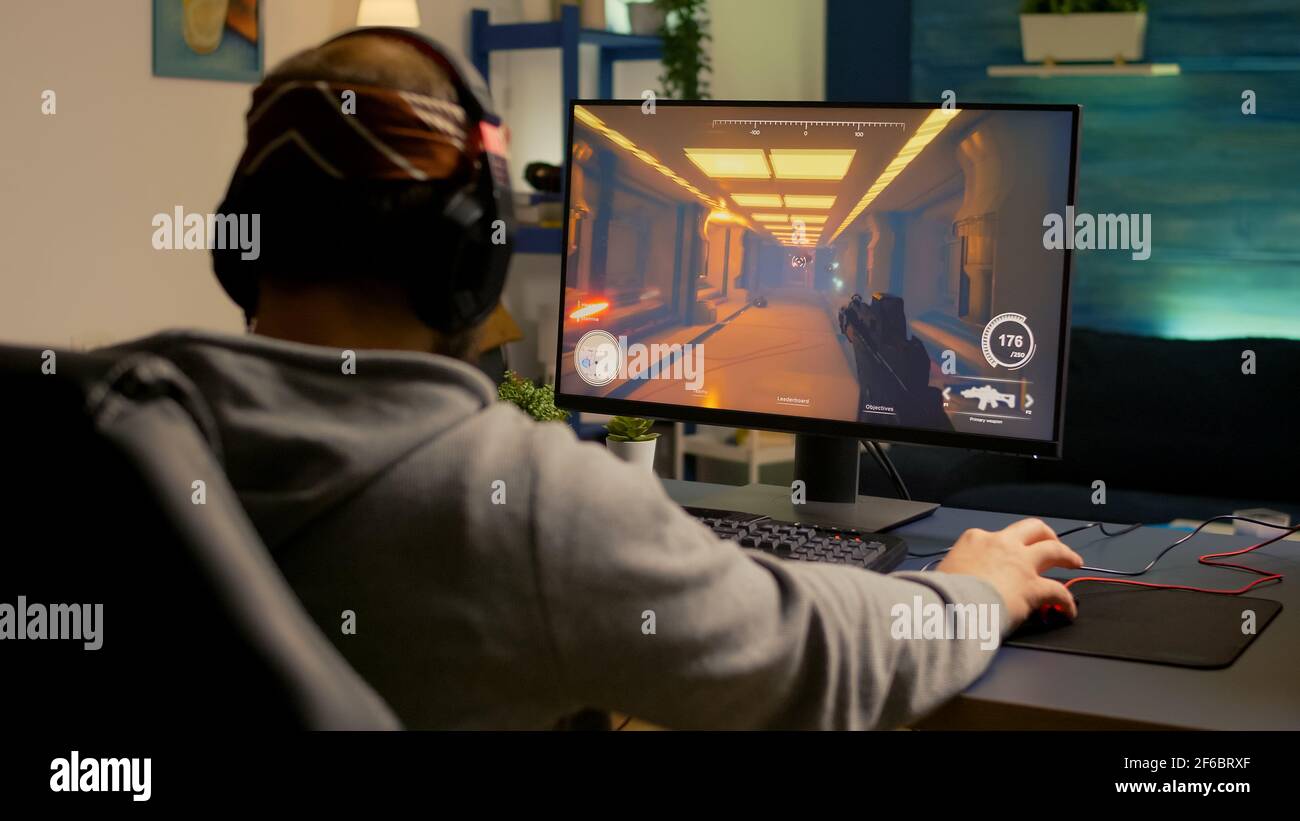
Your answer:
[662,434,938,533]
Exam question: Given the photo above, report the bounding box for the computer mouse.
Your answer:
[1033,600,1076,629]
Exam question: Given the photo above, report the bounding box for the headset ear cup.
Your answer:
[416,174,513,333]
[329,28,517,333]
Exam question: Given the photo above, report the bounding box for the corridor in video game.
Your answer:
[558,103,1075,439]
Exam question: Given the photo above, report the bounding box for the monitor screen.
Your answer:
[554,101,1079,457]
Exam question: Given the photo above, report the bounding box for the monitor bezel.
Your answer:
[552,99,1081,459]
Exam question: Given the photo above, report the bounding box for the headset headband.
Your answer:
[328,28,514,195]
[213,27,515,334]
[325,28,493,126]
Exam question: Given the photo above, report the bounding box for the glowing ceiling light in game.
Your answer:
[751,213,789,222]
[573,106,723,209]
[830,108,961,241]
[768,149,856,180]
[683,148,772,179]
[706,209,752,229]
[789,214,828,224]
[569,300,610,321]
[730,193,784,208]
[782,194,836,209]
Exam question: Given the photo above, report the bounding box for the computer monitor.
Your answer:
[553,100,1079,517]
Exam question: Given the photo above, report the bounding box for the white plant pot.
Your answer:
[606,437,657,472]
[1019,12,1147,64]
[628,3,666,36]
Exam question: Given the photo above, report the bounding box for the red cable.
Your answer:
[1064,574,1282,596]
[1063,532,1288,596]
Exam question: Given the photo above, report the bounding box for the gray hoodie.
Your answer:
[116,330,1009,729]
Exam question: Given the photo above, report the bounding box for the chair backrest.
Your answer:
[0,344,399,730]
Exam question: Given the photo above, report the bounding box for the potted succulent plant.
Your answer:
[1019,0,1148,64]
[498,371,570,423]
[604,416,660,471]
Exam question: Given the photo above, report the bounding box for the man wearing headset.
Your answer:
[129,29,1083,729]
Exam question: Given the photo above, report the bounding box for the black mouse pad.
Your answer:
[1007,583,1282,669]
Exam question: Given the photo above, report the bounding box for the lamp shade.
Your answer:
[356,0,420,28]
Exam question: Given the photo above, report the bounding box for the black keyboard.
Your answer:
[685,506,908,573]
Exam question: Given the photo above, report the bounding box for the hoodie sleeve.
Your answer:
[527,423,1009,730]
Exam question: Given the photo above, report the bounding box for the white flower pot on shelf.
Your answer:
[606,437,657,472]
[1019,12,1147,64]
[628,3,665,36]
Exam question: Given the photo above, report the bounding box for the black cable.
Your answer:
[861,440,910,501]
[861,441,893,494]
[911,519,1143,560]
[1056,521,1142,539]
[1077,516,1298,577]
[909,515,1297,575]
[878,443,911,501]
[614,715,632,731]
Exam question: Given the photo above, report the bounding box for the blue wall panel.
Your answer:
[826,0,912,101]
[910,0,1300,339]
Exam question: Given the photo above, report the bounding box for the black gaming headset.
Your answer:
[212,27,515,334]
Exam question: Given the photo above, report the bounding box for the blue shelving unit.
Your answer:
[471,6,662,254]
[515,224,563,254]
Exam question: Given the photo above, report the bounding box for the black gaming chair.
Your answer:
[0,344,399,730]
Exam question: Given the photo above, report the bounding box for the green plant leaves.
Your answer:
[605,415,660,442]
[497,371,570,423]
[654,0,711,100]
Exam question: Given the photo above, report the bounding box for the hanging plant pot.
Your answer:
[1019,12,1147,64]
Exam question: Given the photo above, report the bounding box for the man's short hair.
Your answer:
[221,33,471,288]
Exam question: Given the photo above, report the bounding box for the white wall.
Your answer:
[0,0,824,357]
[710,0,825,100]
[0,0,364,348]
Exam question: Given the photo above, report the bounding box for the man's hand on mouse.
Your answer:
[936,519,1084,627]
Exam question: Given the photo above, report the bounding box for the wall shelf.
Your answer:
[987,56,1300,79]
[470,6,662,134]
[516,225,562,255]
[470,6,661,255]
[987,63,1181,78]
